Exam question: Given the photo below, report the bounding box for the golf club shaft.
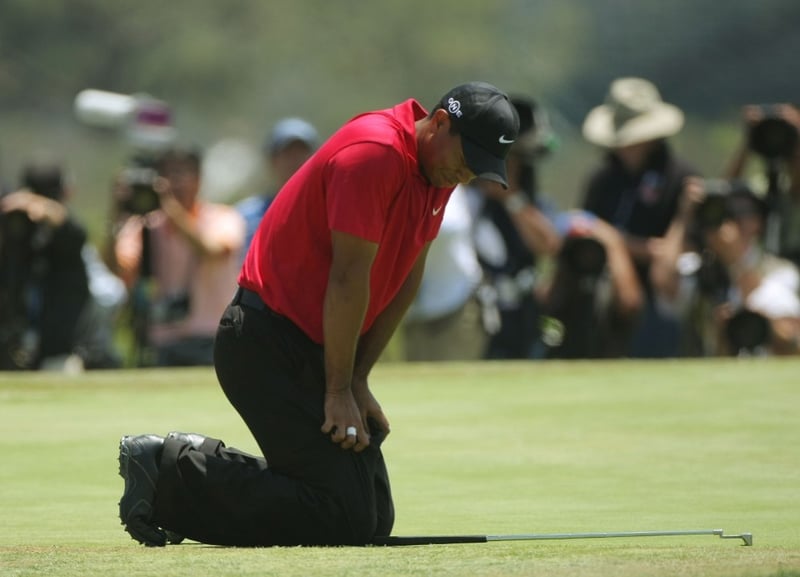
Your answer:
[372,529,752,546]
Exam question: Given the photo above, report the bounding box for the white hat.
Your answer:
[747,277,800,319]
[582,77,684,148]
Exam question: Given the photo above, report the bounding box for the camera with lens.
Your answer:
[73,89,175,215]
[694,179,764,231]
[118,166,161,215]
[0,206,37,254]
[0,162,65,261]
[694,179,734,231]
[725,308,771,354]
[554,211,607,278]
[747,104,799,160]
[561,236,607,277]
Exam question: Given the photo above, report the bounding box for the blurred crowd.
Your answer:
[3,77,800,372]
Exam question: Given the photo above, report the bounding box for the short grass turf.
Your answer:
[0,358,798,577]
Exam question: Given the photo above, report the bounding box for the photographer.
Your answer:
[0,161,90,370]
[113,148,245,367]
[540,210,643,359]
[469,96,561,359]
[724,103,800,264]
[652,178,800,356]
[581,77,701,357]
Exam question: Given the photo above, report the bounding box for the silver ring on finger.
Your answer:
[345,426,357,437]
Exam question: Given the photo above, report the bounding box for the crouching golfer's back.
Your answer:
[117,81,519,546]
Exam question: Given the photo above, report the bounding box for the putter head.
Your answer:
[713,529,753,546]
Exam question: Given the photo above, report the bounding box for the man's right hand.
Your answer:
[321,389,370,452]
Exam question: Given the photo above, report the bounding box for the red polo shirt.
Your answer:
[239,99,454,343]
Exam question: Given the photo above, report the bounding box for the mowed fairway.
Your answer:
[0,359,798,577]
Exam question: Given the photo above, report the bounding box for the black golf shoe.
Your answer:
[166,431,209,450]
[159,431,212,545]
[118,434,167,547]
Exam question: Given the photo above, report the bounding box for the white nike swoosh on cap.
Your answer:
[498,135,515,144]
[432,206,443,216]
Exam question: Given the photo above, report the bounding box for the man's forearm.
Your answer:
[323,268,370,394]
[323,231,378,394]
[353,246,428,381]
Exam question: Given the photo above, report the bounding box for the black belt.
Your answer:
[231,286,319,351]
[233,286,269,313]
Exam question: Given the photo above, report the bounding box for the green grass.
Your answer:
[1,359,799,577]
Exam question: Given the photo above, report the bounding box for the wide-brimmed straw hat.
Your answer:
[582,77,684,148]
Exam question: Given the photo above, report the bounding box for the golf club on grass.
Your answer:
[372,528,753,547]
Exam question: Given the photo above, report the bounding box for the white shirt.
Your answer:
[405,185,482,322]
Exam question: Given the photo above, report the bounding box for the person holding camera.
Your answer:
[467,96,562,359]
[580,77,700,358]
[539,210,643,359]
[651,178,800,356]
[724,103,800,266]
[0,161,92,370]
[703,184,800,355]
[113,148,245,367]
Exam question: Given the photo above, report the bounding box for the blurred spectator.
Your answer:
[236,117,319,258]
[0,159,121,370]
[402,184,485,361]
[539,210,643,358]
[581,77,700,357]
[113,148,245,366]
[469,96,561,359]
[78,243,127,367]
[653,178,800,356]
[724,103,800,265]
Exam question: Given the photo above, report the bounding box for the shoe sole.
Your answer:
[118,436,167,547]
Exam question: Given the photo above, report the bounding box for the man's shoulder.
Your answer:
[333,100,421,149]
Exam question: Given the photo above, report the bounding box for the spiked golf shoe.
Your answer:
[118,434,167,547]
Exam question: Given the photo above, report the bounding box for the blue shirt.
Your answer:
[235,194,274,263]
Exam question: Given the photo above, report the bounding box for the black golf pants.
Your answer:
[153,290,394,546]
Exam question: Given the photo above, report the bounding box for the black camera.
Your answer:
[694,179,765,231]
[119,166,160,215]
[725,308,771,354]
[0,208,37,250]
[0,202,45,371]
[747,105,799,160]
[561,236,607,277]
[694,179,734,230]
[0,163,64,262]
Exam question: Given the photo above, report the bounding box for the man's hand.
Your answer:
[352,375,390,437]
[321,389,370,452]
[0,189,67,227]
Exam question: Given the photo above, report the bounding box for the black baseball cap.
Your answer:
[437,82,520,188]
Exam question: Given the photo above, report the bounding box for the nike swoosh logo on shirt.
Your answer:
[432,206,443,216]
[498,135,515,144]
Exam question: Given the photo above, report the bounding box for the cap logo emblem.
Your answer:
[498,135,515,144]
[447,98,463,118]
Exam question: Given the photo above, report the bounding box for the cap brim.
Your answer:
[461,136,509,188]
